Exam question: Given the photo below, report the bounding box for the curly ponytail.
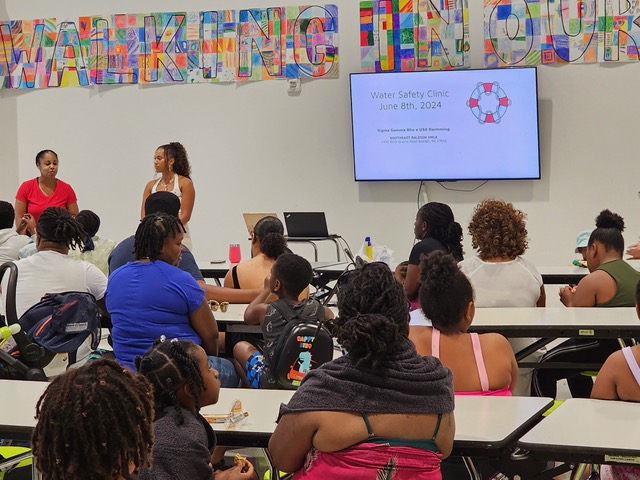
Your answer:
[160,142,191,178]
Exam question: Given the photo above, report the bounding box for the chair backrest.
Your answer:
[270,300,334,390]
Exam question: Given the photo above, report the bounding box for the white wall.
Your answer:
[3,0,640,268]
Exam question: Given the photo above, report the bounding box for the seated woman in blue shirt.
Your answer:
[106,212,239,387]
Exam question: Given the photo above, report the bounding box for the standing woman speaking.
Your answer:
[14,149,79,229]
[141,142,195,250]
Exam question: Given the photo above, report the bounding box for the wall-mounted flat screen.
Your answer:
[350,67,541,181]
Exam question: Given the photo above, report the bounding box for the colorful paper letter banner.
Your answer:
[485,0,640,66]
[0,4,339,89]
[360,0,470,72]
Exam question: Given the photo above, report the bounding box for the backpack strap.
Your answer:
[271,300,326,335]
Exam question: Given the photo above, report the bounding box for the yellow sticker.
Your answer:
[578,329,595,336]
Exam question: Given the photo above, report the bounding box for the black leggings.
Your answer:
[531,339,621,398]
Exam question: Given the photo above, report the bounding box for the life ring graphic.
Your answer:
[466,82,511,124]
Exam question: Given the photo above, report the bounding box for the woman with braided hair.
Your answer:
[141,142,196,250]
[269,262,455,479]
[136,338,255,480]
[31,358,155,480]
[404,202,464,306]
[106,213,239,387]
[0,206,107,319]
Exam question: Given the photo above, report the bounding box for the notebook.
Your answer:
[283,212,331,238]
[242,213,278,236]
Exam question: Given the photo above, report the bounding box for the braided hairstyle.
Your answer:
[159,142,191,178]
[417,202,464,261]
[31,359,154,480]
[36,207,86,251]
[135,339,205,425]
[134,212,184,261]
[254,216,287,260]
[589,209,625,254]
[35,149,58,165]
[75,210,100,252]
[419,251,474,334]
[335,262,409,369]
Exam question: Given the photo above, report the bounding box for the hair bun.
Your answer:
[595,209,625,232]
[419,250,458,289]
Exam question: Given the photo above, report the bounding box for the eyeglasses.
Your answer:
[208,300,229,313]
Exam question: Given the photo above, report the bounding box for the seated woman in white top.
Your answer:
[1,206,107,319]
[457,199,544,396]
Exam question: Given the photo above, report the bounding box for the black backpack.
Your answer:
[270,300,333,390]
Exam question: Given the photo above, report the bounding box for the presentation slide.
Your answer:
[350,68,540,181]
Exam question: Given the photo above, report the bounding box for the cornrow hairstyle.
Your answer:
[31,359,154,480]
[335,262,409,369]
[419,251,474,334]
[135,339,205,425]
[0,200,14,229]
[35,149,57,165]
[36,207,86,250]
[272,253,313,297]
[159,142,191,178]
[134,212,184,261]
[254,216,287,260]
[468,198,528,260]
[588,209,625,254]
[417,202,464,261]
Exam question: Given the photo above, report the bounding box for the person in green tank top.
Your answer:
[533,210,640,398]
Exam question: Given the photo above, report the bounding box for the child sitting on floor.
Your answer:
[31,359,155,480]
[409,251,518,395]
[136,338,255,480]
[590,279,640,480]
[233,253,334,389]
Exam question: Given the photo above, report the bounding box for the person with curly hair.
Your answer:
[533,209,640,398]
[269,262,455,479]
[458,199,544,396]
[404,202,464,307]
[141,142,196,250]
[31,358,155,480]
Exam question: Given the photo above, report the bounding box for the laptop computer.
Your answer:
[242,213,278,236]
[283,212,332,238]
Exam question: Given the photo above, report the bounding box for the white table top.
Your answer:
[519,398,640,461]
[0,379,552,457]
[197,261,349,274]
[214,304,338,324]
[411,307,640,336]
[203,388,552,452]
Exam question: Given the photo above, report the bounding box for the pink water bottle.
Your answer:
[228,244,242,264]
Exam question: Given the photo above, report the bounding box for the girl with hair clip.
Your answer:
[141,142,195,250]
[32,358,155,480]
[404,202,464,308]
[269,262,455,479]
[136,338,256,480]
[533,209,640,399]
[14,149,79,229]
[409,251,518,396]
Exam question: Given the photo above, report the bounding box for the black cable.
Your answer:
[417,180,424,208]
[436,180,488,192]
